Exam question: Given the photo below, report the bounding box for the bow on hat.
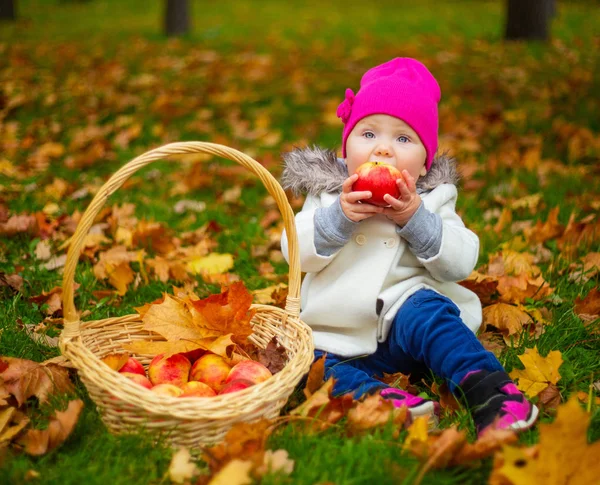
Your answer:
[336,88,355,124]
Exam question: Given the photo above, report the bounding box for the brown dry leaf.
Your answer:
[290,378,354,433]
[0,214,38,236]
[574,288,600,323]
[430,382,460,414]
[481,303,533,340]
[0,357,74,406]
[524,207,564,244]
[203,419,273,472]
[459,271,499,305]
[0,272,23,293]
[17,399,83,456]
[303,353,326,399]
[100,353,129,371]
[347,393,409,433]
[376,372,419,394]
[206,459,253,485]
[477,332,506,358]
[509,346,563,398]
[568,252,600,282]
[421,426,467,469]
[93,245,143,295]
[489,397,600,485]
[255,337,287,375]
[450,428,518,466]
[537,383,562,411]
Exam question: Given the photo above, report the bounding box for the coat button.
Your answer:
[385,238,397,248]
[355,234,367,245]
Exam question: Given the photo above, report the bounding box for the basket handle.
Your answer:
[61,142,301,338]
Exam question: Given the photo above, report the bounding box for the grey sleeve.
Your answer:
[396,201,442,259]
[314,196,358,256]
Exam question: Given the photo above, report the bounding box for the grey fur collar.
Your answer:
[281,146,459,196]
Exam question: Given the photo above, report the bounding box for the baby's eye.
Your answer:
[363,131,375,139]
[397,136,410,143]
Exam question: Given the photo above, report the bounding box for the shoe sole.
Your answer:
[506,404,539,431]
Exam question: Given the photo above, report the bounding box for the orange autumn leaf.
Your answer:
[122,283,253,358]
[17,399,83,456]
[509,346,563,398]
[290,378,354,433]
[190,281,255,345]
[346,393,409,433]
[303,353,326,399]
[203,419,273,473]
[482,303,533,339]
[574,288,600,324]
[459,271,499,305]
[490,397,600,485]
[524,207,564,244]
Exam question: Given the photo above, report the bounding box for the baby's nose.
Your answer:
[375,146,391,157]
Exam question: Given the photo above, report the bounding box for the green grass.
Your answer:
[1,0,600,484]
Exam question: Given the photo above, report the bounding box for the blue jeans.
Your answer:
[314,289,503,399]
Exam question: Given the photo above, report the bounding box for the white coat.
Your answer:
[280,147,482,357]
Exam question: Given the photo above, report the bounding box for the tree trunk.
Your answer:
[0,0,17,21]
[504,0,551,41]
[164,0,190,37]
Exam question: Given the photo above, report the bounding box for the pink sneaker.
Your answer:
[380,388,440,426]
[459,370,539,436]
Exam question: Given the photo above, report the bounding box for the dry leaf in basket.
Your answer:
[122,281,255,359]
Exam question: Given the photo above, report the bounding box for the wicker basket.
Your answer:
[59,142,314,448]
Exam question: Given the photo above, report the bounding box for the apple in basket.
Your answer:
[121,372,153,390]
[225,360,272,386]
[352,161,402,207]
[189,353,232,392]
[151,383,184,397]
[119,357,146,376]
[148,353,191,387]
[180,381,217,398]
[219,379,254,395]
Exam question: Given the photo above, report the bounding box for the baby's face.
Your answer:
[345,114,427,180]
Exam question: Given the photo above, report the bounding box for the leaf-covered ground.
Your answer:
[1,1,599,484]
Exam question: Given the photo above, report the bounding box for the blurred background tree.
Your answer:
[0,0,16,20]
[505,0,556,41]
[165,0,190,36]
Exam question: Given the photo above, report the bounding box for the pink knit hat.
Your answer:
[337,57,441,170]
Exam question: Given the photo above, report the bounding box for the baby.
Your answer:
[280,57,538,435]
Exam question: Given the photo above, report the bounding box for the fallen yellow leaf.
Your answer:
[491,397,600,485]
[187,253,234,275]
[509,346,563,398]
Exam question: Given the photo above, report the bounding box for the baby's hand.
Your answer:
[340,174,384,222]
[381,170,421,226]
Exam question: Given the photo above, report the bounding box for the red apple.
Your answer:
[119,357,146,376]
[219,379,254,395]
[147,353,191,387]
[180,381,217,398]
[121,372,153,389]
[150,383,184,397]
[189,353,232,392]
[225,360,272,385]
[352,162,402,207]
